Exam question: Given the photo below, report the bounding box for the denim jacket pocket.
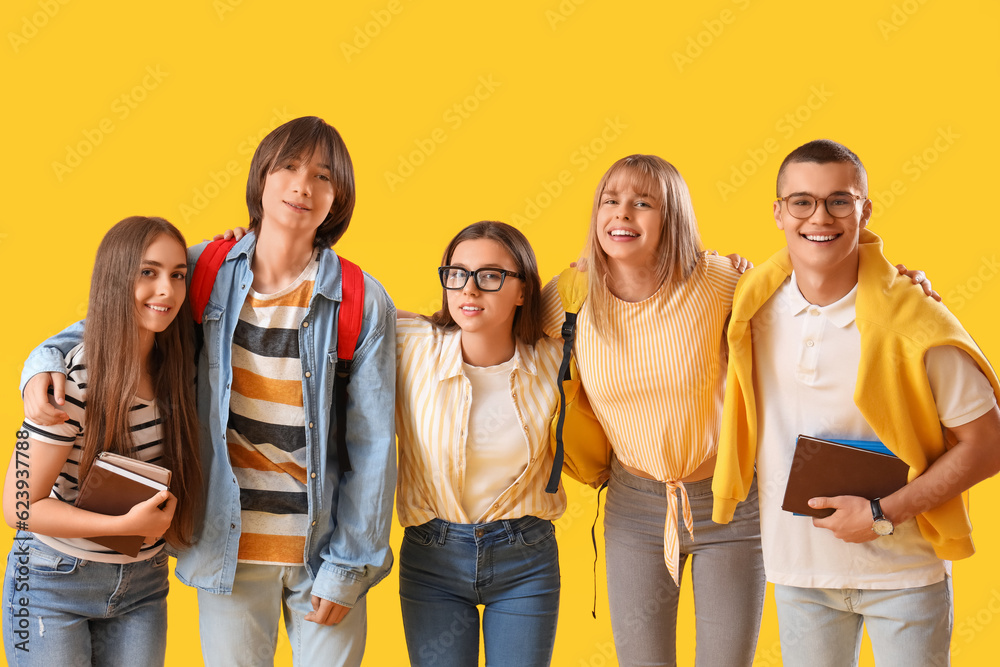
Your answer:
[28,545,80,576]
[202,304,224,369]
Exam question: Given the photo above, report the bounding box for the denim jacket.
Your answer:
[20,233,397,607]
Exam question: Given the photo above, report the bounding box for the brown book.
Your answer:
[75,452,171,557]
[781,435,910,519]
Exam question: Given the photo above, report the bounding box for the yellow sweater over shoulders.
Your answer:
[713,229,1000,561]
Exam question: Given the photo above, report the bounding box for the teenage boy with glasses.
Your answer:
[713,139,1000,666]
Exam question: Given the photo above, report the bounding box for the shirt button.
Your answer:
[231,523,236,530]
[810,309,820,316]
[805,340,815,347]
[305,371,311,378]
[311,520,317,526]
[309,422,314,428]
[303,321,309,328]
[311,472,317,479]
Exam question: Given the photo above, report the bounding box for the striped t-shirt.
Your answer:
[542,252,740,582]
[227,252,318,565]
[22,343,166,564]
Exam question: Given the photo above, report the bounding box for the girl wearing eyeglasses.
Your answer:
[394,221,566,667]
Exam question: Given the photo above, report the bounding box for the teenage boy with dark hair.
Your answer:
[20,116,396,666]
[713,139,1000,665]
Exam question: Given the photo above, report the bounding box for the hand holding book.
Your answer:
[808,495,884,543]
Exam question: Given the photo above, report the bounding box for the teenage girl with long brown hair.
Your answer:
[2,216,202,666]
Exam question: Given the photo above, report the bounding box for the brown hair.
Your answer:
[80,216,202,549]
[426,221,544,346]
[246,116,355,248]
[776,139,868,196]
[585,155,702,338]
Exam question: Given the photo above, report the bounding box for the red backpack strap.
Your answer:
[336,257,365,364]
[190,238,238,324]
[330,256,365,474]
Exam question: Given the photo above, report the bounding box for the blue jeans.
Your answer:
[196,562,367,667]
[604,459,765,666]
[398,516,560,667]
[3,532,169,667]
[774,577,953,667]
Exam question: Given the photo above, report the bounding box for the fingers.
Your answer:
[725,253,752,274]
[575,257,589,272]
[52,373,66,405]
[24,374,68,425]
[304,596,350,625]
[807,496,833,511]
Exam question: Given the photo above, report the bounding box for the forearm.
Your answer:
[882,436,1000,525]
[13,497,137,538]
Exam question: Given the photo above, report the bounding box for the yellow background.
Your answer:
[2,1,999,665]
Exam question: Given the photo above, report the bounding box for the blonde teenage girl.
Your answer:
[540,155,763,666]
[396,221,565,667]
[3,216,202,666]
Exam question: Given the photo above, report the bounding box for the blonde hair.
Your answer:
[585,155,702,338]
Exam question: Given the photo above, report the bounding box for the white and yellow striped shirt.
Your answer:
[542,252,740,581]
[395,318,567,526]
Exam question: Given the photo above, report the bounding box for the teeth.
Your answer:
[805,234,837,242]
[610,230,639,237]
[461,306,482,311]
[147,305,169,312]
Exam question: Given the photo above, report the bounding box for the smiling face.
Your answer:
[135,233,188,336]
[774,160,872,284]
[260,150,336,238]
[595,173,664,272]
[445,238,524,340]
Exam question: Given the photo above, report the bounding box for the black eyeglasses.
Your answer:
[776,193,866,219]
[438,266,524,292]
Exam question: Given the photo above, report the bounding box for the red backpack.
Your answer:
[190,238,365,473]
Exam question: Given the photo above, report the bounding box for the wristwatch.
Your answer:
[871,498,894,536]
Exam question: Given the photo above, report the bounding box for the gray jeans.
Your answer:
[604,458,765,666]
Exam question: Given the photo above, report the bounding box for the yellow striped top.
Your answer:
[395,318,567,526]
[542,252,740,582]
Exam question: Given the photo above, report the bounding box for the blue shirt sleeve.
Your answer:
[19,320,86,393]
[310,275,398,606]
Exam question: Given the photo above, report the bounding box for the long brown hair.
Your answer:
[80,216,202,548]
[246,116,355,248]
[426,221,544,346]
[585,155,702,338]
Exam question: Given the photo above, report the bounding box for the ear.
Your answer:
[860,198,873,229]
[773,200,785,230]
[514,282,525,307]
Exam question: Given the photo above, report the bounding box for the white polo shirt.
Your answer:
[753,274,996,590]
